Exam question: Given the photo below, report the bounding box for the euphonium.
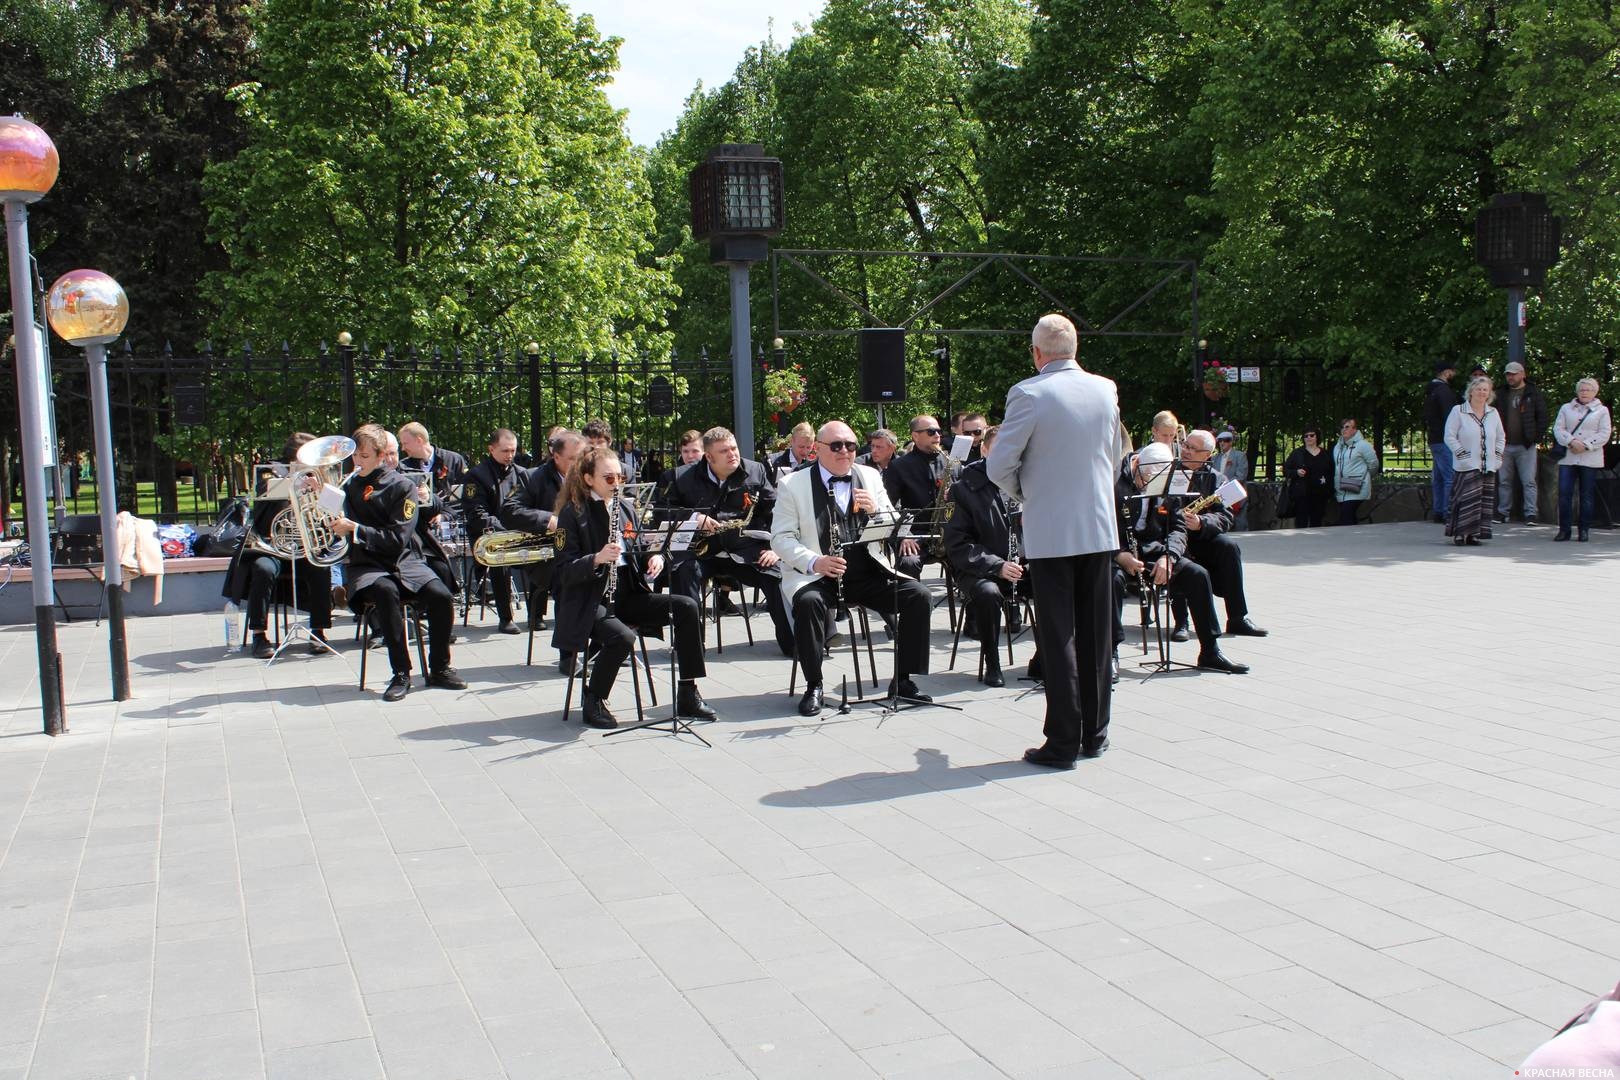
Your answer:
[473,529,564,567]
[287,435,355,567]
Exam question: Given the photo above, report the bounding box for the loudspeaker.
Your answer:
[858,328,906,404]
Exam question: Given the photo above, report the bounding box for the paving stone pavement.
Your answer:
[0,520,1613,1080]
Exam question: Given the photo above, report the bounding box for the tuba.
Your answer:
[287,435,354,567]
[473,528,564,566]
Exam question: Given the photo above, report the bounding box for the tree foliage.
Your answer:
[204,0,671,353]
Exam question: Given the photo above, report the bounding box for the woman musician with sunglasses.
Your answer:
[550,447,718,729]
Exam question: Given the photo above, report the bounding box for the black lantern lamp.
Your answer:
[1475,193,1561,366]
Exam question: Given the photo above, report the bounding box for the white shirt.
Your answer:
[817,465,853,514]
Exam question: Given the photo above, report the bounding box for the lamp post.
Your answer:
[1,114,66,735]
[1474,193,1561,366]
[689,144,784,457]
[45,269,131,702]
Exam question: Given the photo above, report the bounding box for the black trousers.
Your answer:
[245,553,332,633]
[960,576,1007,650]
[1029,552,1113,757]
[791,564,930,688]
[352,576,455,676]
[479,563,514,621]
[588,592,705,698]
[1170,532,1248,627]
[672,554,794,653]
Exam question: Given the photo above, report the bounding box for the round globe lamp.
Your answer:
[46,270,129,346]
[0,115,59,203]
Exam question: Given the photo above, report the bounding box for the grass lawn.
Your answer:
[7,480,226,525]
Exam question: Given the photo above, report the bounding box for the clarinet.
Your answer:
[827,479,845,610]
[602,496,622,605]
[1002,498,1023,601]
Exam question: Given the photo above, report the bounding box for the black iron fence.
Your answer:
[7,341,735,528]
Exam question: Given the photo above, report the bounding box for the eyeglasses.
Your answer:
[913,428,940,437]
[962,428,985,437]
[599,473,625,484]
[819,440,858,453]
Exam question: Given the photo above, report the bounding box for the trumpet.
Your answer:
[473,528,564,567]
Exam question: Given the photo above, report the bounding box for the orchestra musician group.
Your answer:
[224,315,1268,759]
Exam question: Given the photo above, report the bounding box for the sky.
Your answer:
[572,0,826,147]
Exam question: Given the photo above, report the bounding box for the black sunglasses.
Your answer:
[913,428,940,437]
[819,440,859,453]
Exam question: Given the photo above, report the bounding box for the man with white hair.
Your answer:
[1166,428,1266,641]
[988,314,1120,768]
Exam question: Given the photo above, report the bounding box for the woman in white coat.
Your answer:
[1552,377,1613,542]
[1443,376,1506,546]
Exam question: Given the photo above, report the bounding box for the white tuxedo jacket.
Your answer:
[770,462,903,614]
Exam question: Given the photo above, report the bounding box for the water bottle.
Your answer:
[223,601,240,653]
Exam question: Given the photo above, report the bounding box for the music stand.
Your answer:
[1122,494,1198,680]
[599,518,713,746]
[834,510,963,719]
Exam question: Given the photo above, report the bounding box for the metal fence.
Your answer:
[7,342,735,529]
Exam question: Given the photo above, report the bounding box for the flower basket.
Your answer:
[763,365,808,414]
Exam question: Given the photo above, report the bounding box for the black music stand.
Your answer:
[835,510,963,720]
[1123,494,1199,680]
[599,518,713,746]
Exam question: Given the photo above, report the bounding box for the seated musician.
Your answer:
[1116,442,1248,674]
[461,428,524,634]
[331,424,467,701]
[942,425,1025,688]
[654,430,704,508]
[884,413,958,579]
[222,431,332,658]
[386,432,457,597]
[666,426,796,657]
[501,428,584,637]
[552,447,717,728]
[854,428,899,474]
[769,422,817,475]
[771,420,935,716]
[398,421,468,500]
[1165,429,1267,642]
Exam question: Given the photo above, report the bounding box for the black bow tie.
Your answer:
[829,475,853,485]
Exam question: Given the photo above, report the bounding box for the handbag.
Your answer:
[1548,407,1591,462]
[1336,474,1363,493]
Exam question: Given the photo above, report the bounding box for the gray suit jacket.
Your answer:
[988,357,1121,558]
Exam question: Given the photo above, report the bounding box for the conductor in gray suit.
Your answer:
[989,314,1121,768]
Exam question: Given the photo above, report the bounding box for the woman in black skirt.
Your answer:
[551,446,717,728]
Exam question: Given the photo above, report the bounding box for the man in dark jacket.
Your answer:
[884,414,956,579]
[943,426,1024,687]
[1496,360,1549,524]
[1425,362,1460,522]
[461,428,524,633]
[398,422,468,502]
[1165,429,1266,642]
[500,429,584,633]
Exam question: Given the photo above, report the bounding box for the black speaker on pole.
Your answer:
[858,328,906,404]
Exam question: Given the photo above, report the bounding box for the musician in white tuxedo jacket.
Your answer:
[772,420,935,716]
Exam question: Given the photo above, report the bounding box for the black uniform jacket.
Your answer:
[500,459,566,534]
[550,495,655,655]
[668,458,777,565]
[653,461,698,509]
[884,447,951,514]
[344,466,436,594]
[461,456,520,541]
[402,447,469,502]
[942,460,1013,584]
[1116,474,1189,564]
[1170,464,1236,535]
[221,463,332,608]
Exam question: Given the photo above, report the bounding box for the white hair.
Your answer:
[1576,376,1600,395]
[1031,313,1077,359]
[385,432,399,452]
[1184,429,1217,452]
[1466,375,1494,403]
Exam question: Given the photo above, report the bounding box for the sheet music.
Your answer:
[1168,470,1191,495]
[317,484,346,516]
[1215,478,1247,505]
[949,435,972,461]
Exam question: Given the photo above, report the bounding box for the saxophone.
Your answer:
[1181,488,1227,516]
[473,528,565,567]
[927,458,958,560]
[602,497,623,605]
[690,493,756,558]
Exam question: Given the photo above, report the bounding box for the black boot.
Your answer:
[1554,528,1572,541]
[250,633,274,660]
[676,681,718,720]
[1579,527,1591,542]
[581,690,618,729]
[981,647,1004,688]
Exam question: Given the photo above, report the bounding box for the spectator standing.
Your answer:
[1282,428,1334,528]
[1212,429,1250,530]
[1424,362,1460,522]
[1443,376,1506,546]
[1494,360,1548,524]
[1333,418,1379,526]
[1552,377,1612,542]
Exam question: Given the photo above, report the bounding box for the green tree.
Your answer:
[205,0,671,353]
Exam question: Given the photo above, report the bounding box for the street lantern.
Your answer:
[1474,192,1562,366]
[690,144,785,457]
[46,269,132,702]
[1,114,67,734]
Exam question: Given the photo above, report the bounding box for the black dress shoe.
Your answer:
[1554,529,1572,541]
[1464,536,1481,546]
[1027,654,1044,683]
[981,653,1004,688]
[498,620,520,635]
[1197,649,1250,675]
[676,684,719,720]
[530,616,547,632]
[250,635,275,660]
[798,685,824,717]
[1169,624,1190,642]
[1080,737,1110,759]
[581,691,618,729]
[1022,746,1076,770]
[891,678,932,702]
[382,672,411,701]
[426,667,468,690]
[559,652,583,676]
[1225,617,1268,637]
